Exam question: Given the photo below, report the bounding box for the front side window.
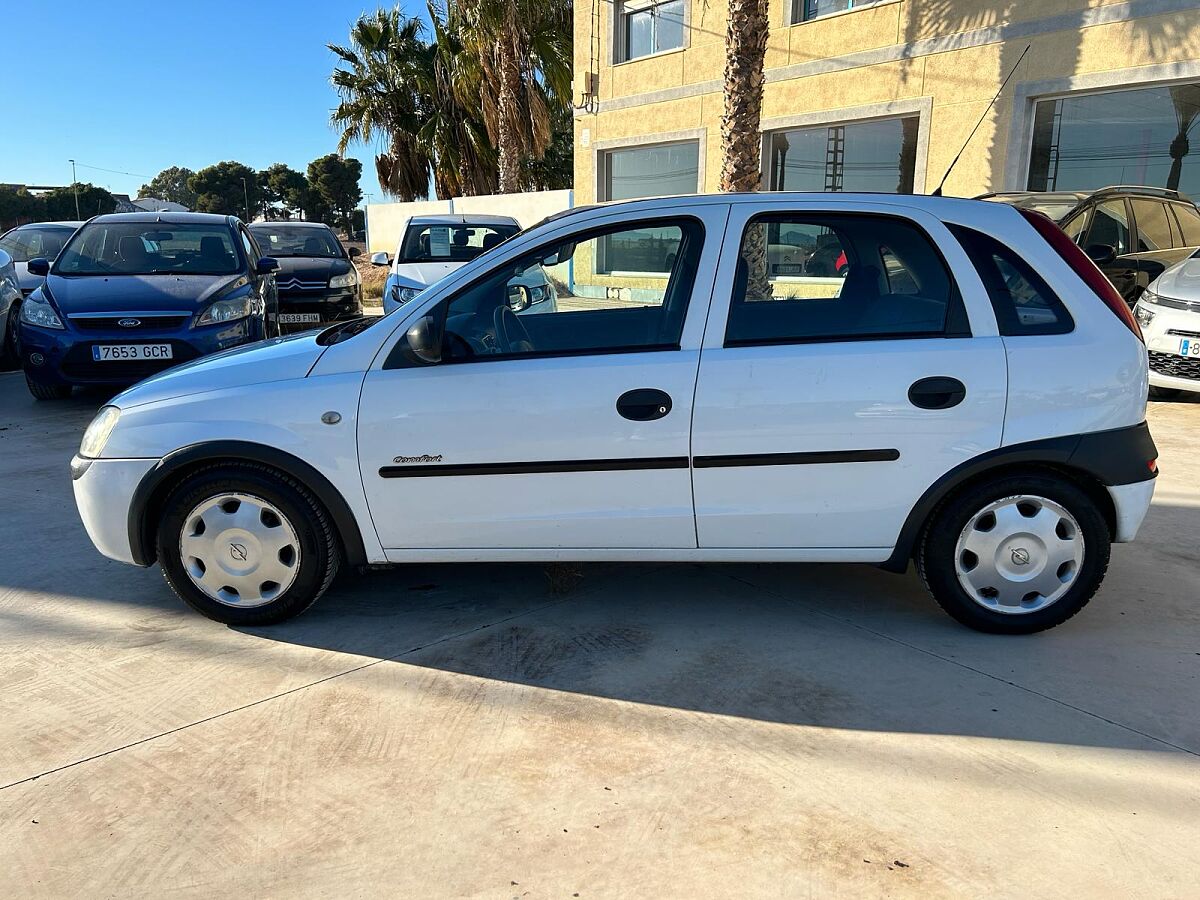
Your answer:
[1028,82,1200,194]
[620,0,685,62]
[726,214,962,346]
[602,141,700,202]
[398,222,519,264]
[767,116,918,193]
[1062,211,1089,245]
[412,218,703,364]
[1131,199,1179,251]
[55,222,241,276]
[0,226,75,262]
[1087,200,1131,256]
[792,0,883,23]
[249,225,343,258]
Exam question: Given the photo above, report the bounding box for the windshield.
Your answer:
[398,222,519,263]
[249,224,343,259]
[55,222,242,276]
[0,225,77,263]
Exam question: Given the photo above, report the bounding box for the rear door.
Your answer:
[1130,198,1191,296]
[690,200,1007,552]
[357,205,726,553]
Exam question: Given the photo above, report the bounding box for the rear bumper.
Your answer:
[1107,479,1156,543]
[72,455,159,565]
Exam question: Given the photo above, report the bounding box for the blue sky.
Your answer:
[0,1,430,202]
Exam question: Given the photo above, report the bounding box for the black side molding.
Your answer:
[128,441,368,568]
[693,449,899,468]
[380,456,689,478]
[881,422,1157,573]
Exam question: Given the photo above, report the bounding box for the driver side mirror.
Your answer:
[506,284,531,313]
[256,257,280,274]
[403,314,443,365]
[348,246,362,258]
[27,258,50,277]
[1085,243,1117,266]
[370,251,390,267]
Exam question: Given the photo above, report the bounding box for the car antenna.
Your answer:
[931,43,1031,197]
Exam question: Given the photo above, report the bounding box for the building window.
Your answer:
[791,0,882,24]
[1027,82,1200,195]
[767,116,919,193]
[619,0,685,62]
[602,141,700,201]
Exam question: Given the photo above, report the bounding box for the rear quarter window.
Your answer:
[949,225,1074,336]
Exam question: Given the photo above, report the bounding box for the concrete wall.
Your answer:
[366,189,574,254]
[573,0,1200,200]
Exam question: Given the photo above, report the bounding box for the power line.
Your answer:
[71,161,155,180]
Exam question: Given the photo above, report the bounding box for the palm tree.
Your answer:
[1167,83,1200,193]
[329,9,435,201]
[719,0,771,192]
[451,0,572,194]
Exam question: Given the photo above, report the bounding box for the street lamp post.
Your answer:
[241,176,251,223]
[68,159,80,219]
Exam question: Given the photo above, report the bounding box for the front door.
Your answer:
[357,208,725,553]
[690,202,1007,552]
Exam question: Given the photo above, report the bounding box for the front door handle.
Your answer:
[617,388,672,421]
[908,376,966,410]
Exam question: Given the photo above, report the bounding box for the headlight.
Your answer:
[329,271,358,289]
[392,285,421,305]
[1134,302,1156,329]
[20,292,64,329]
[196,295,253,326]
[1140,288,1161,307]
[79,405,120,458]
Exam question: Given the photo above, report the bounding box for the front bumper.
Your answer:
[276,288,362,333]
[1139,300,1200,393]
[71,455,159,565]
[20,316,262,387]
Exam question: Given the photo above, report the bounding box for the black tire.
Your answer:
[917,473,1110,634]
[1148,385,1181,401]
[25,373,72,400]
[156,463,340,625]
[1,307,18,371]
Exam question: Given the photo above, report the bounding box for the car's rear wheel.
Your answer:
[917,473,1110,634]
[156,464,339,625]
[25,373,72,400]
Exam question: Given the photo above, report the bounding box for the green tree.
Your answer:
[42,184,116,220]
[260,163,309,219]
[451,0,572,193]
[307,154,362,233]
[138,166,198,207]
[189,161,260,219]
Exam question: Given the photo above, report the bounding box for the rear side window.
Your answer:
[1131,199,1179,251]
[725,214,967,346]
[949,225,1073,336]
[1171,203,1200,246]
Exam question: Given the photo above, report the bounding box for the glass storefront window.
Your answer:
[1028,82,1200,194]
[767,116,918,193]
[602,141,700,201]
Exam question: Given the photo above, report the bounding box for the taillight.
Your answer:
[1018,208,1143,342]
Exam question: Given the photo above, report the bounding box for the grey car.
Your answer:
[0,247,22,368]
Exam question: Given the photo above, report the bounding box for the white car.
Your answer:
[1134,251,1200,397]
[373,213,555,314]
[71,194,1157,634]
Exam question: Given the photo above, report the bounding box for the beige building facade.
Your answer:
[572,0,1200,204]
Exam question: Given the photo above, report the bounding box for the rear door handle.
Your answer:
[908,376,966,410]
[617,388,672,421]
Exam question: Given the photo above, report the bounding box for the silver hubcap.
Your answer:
[179,493,301,608]
[954,495,1085,615]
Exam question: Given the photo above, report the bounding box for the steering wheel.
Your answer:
[492,303,534,354]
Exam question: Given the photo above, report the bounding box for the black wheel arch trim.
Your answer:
[128,440,368,568]
[881,422,1157,573]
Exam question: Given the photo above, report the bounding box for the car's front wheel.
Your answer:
[156,464,340,625]
[25,373,72,400]
[918,473,1110,634]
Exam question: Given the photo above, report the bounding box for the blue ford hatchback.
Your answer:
[18,212,279,399]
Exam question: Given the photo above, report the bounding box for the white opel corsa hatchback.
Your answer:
[72,194,1158,634]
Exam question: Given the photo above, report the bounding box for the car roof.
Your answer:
[12,220,84,230]
[406,213,520,227]
[86,211,234,226]
[248,220,332,230]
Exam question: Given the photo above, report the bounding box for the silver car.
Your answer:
[0,247,22,368]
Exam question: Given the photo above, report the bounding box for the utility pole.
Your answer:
[68,159,80,219]
[241,176,251,222]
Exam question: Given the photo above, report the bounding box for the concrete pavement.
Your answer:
[0,372,1197,897]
